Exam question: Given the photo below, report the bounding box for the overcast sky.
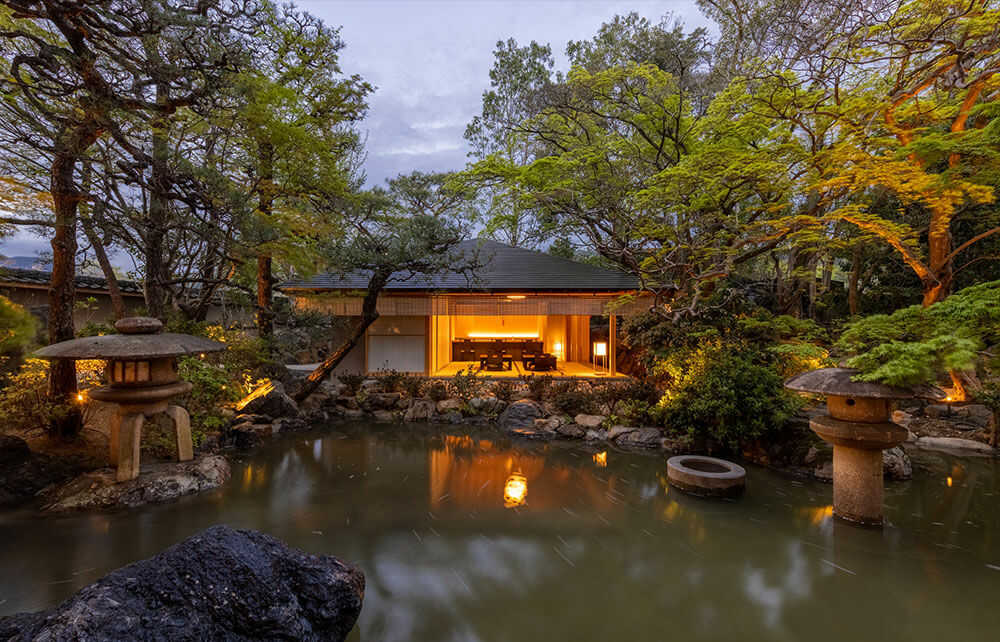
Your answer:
[313,0,710,185]
[1,0,710,263]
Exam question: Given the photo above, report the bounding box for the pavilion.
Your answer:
[280,239,649,378]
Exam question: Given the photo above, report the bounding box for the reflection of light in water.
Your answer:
[798,505,834,526]
[593,451,607,467]
[504,472,527,508]
[947,476,953,487]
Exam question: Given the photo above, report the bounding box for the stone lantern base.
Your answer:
[91,381,194,482]
[810,414,908,526]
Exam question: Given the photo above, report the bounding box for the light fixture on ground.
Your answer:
[784,367,944,526]
[36,317,225,482]
[593,341,607,373]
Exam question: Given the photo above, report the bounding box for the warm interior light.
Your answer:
[505,295,526,300]
[236,381,275,411]
[593,451,607,468]
[947,476,953,487]
[593,342,607,357]
[467,332,539,338]
[503,472,527,508]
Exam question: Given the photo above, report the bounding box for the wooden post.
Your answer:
[609,314,617,376]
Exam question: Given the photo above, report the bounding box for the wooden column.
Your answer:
[609,314,617,376]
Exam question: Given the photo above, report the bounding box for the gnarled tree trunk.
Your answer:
[48,122,101,437]
[292,270,389,402]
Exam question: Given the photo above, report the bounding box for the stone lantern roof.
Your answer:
[35,317,225,361]
[784,367,945,400]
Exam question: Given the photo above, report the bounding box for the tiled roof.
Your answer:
[0,267,144,296]
[279,239,640,293]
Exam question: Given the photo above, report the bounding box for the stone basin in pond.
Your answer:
[1,421,998,641]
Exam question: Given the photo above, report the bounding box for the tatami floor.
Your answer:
[431,360,624,379]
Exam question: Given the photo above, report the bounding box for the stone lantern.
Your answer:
[36,317,225,482]
[785,367,943,527]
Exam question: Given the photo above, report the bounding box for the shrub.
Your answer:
[0,296,36,355]
[373,369,406,393]
[492,380,517,403]
[76,321,116,338]
[451,368,483,402]
[658,346,800,449]
[609,399,660,427]
[595,379,659,415]
[338,373,366,395]
[400,375,425,398]
[0,358,57,435]
[837,280,1000,388]
[520,373,553,400]
[177,355,240,444]
[0,357,104,437]
[552,385,595,415]
[427,380,450,402]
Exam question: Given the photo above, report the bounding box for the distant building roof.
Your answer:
[0,267,144,297]
[279,239,640,293]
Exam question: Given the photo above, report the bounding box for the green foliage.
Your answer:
[609,399,661,428]
[76,321,116,338]
[177,355,240,445]
[594,379,660,416]
[551,383,596,416]
[520,373,553,400]
[838,281,1000,386]
[491,380,517,403]
[400,375,425,398]
[0,295,35,354]
[373,369,405,393]
[337,373,365,396]
[0,358,57,435]
[450,368,483,403]
[426,380,450,402]
[658,346,801,449]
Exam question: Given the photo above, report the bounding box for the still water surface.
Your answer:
[1,423,999,641]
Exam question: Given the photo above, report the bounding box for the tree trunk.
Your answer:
[848,244,861,316]
[80,213,126,320]
[292,271,389,402]
[47,122,101,437]
[145,82,171,319]
[257,254,273,337]
[256,140,275,338]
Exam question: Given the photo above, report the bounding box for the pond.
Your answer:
[1,422,999,641]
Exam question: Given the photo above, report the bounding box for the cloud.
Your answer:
[298,0,710,184]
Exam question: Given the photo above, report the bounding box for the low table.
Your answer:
[479,353,513,371]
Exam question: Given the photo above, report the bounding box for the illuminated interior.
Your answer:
[428,309,617,377]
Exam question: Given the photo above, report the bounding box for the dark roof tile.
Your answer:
[280,239,639,292]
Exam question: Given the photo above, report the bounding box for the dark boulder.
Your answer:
[0,436,89,508]
[0,525,364,642]
[0,434,30,467]
[498,400,543,429]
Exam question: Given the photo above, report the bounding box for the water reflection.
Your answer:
[0,425,998,641]
[503,473,527,508]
